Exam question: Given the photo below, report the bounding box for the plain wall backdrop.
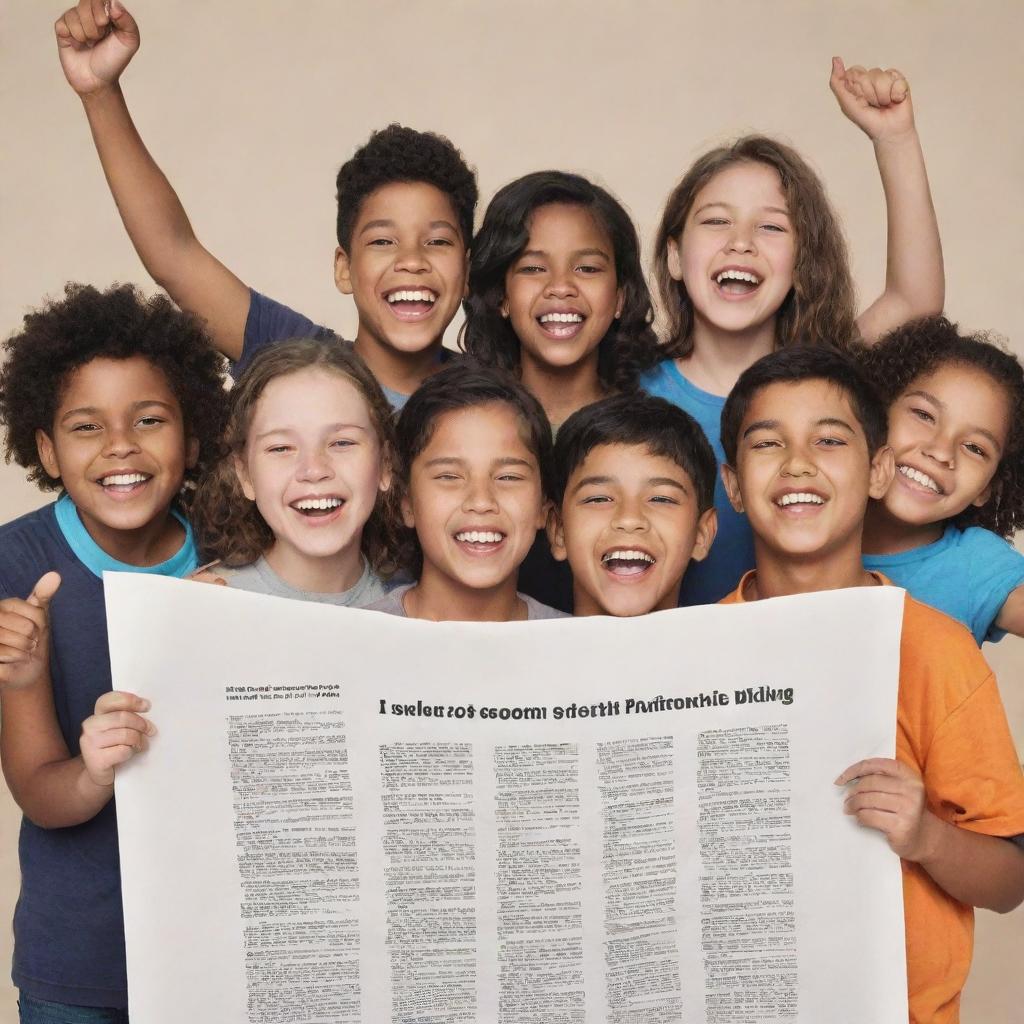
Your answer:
[1,1,1023,1019]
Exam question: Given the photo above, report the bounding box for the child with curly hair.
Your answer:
[55,0,477,409]
[190,339,402,604]
[860,315,1024,645]
[0,282,228,1019]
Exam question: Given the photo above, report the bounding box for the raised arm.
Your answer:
[830,58,945,345]
[55,0,250,360]
[995,583,1024,639]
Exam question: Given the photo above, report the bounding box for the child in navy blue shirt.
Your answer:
[859,315,1024,645]
[0,283,227,1020]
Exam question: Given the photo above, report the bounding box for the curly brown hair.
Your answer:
[857,315,1024,537]
[654,136,859,359]
[191,339,403,575]
[0,282,228,497]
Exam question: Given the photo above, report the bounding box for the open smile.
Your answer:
[896,464,944,496]
[453,529,507,556]
[773,490,827,514]
[536,310,586,340]
[290,495,347,523]
[600,547,656,580]
[384,288,438,322]
[712,267,762,300]
[97,471,153,500]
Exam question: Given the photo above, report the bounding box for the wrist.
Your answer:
[905,808,945,865]
[872,127,920,151]
[77,760,115,799]
[80,82,125,107]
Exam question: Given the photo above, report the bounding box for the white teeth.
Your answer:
[776,492,825,507]
[539,312,584,323]
[386,289,437,303]
[100,473,148,486]
[601,549,655,564]
[897,465,941,493]
[293,497,344,510]
[716,269,761,285]
[455,530,504,544]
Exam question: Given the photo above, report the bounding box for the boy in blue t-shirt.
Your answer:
[0,282,228,1017]
[56,0,477,411]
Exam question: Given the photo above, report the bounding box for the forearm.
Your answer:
[858,129,944,343]
[6,754,113,830]
[81,84,198,285]
[914,811,1024,912]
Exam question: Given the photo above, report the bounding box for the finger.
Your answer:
[90,0,110,30]
[84,709,155,738]
[886,68,909,102]
[0,646,33,665]
[88,726,150,750]
[94,690,151,715]
[0,609,41,641]
[54,12,76,45]
[828,56,846,96]
[63,9,89,45]
[834,757,903,785]
[27,572,61,611]
[850,808,901,834]
[0,629,37,655]
[845,791,905,816]
[76,0,103,42]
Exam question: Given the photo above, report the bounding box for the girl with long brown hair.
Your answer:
[643,59,944,604]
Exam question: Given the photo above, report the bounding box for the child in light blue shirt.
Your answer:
[860,316,1024,644]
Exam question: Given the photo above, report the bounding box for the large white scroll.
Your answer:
[106,573,908,1023]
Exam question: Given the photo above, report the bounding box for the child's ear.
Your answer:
[546,507,568,563]
[334,247,354,296]
[868,445,895,500]
[535,497,552,532]
[232,454,257,502]
[666,236,684,282]
[721,463,744,513]
[378,459,394,496]
[35,429,61,481]
[689,507,719,563]
[614,288,624,320]
[400,493,416,530]
[500,296,510,318]
[972,478,996,509]
[185,437,200,470]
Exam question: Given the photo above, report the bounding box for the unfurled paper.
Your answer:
[106,573,908,1023]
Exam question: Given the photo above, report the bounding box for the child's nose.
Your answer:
[544,268,578,298]
[103,425,141,458]
[461,479,498,513]
[394,243,430,273]
[296,451,332,481]
[612,499,647,531]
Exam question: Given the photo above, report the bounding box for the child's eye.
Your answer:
[701,217,729,227]
[760,223,787,233]
[649,494,680,505]
[368,238,394,247]
[70,422,100,433]
[266,445,293,455]
[964,442,988,458]
[576,263,603,274]
[330,439,356,449]
[136,416,165,428]
[816,436,846,447]
[750,439,780,449]
[427,237,455,247]
[910,407,935,424]
[580,494,612,504]
[433,472,460,482]
[516,264,546,274]
[497,473,526,483]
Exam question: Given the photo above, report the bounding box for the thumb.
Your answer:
[108,1,140,43]
[28,572,62,610]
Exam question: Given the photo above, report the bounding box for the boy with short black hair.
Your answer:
[55,0,477,409]
[548,393,718,616]
[718,345,1024,1024]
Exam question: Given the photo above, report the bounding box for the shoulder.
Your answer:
[0,504,66,596]
[365,584,411,617]
[235,290,341,378]
[639,359,680,398]
[898,595,991,703]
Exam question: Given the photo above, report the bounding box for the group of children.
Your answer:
[0,0,1021,1021]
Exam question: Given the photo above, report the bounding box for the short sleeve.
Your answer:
[925,672,1024,838]
[234,289,338,378]
[965,529,1024,643]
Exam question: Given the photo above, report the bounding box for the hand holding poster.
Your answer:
[106,574,907,1022]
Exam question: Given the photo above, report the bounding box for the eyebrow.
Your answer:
[60,400,176,424]
[571,474,689,494]
[254,423,368,443]
[693,202,790,218]
[359,219,459,235]
[423,456,535,469]
[904,389,1004,451]
[518,247,610,261]
[741,416,856,439]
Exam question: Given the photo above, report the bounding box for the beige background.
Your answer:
[2,1,1023,1018]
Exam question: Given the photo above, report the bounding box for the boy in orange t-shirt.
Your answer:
[718,347,1024,1024]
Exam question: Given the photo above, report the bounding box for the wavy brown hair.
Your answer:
[654,136,858,359]
[191,339,402,574]
[858,315,1024,537]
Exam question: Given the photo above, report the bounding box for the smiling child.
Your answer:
[370,363,567,622]
[0,283,228,1016]
[718,346,1024,1024]
[858,316,1024,645]
[548,394,717,617]
[56,0,477,408]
